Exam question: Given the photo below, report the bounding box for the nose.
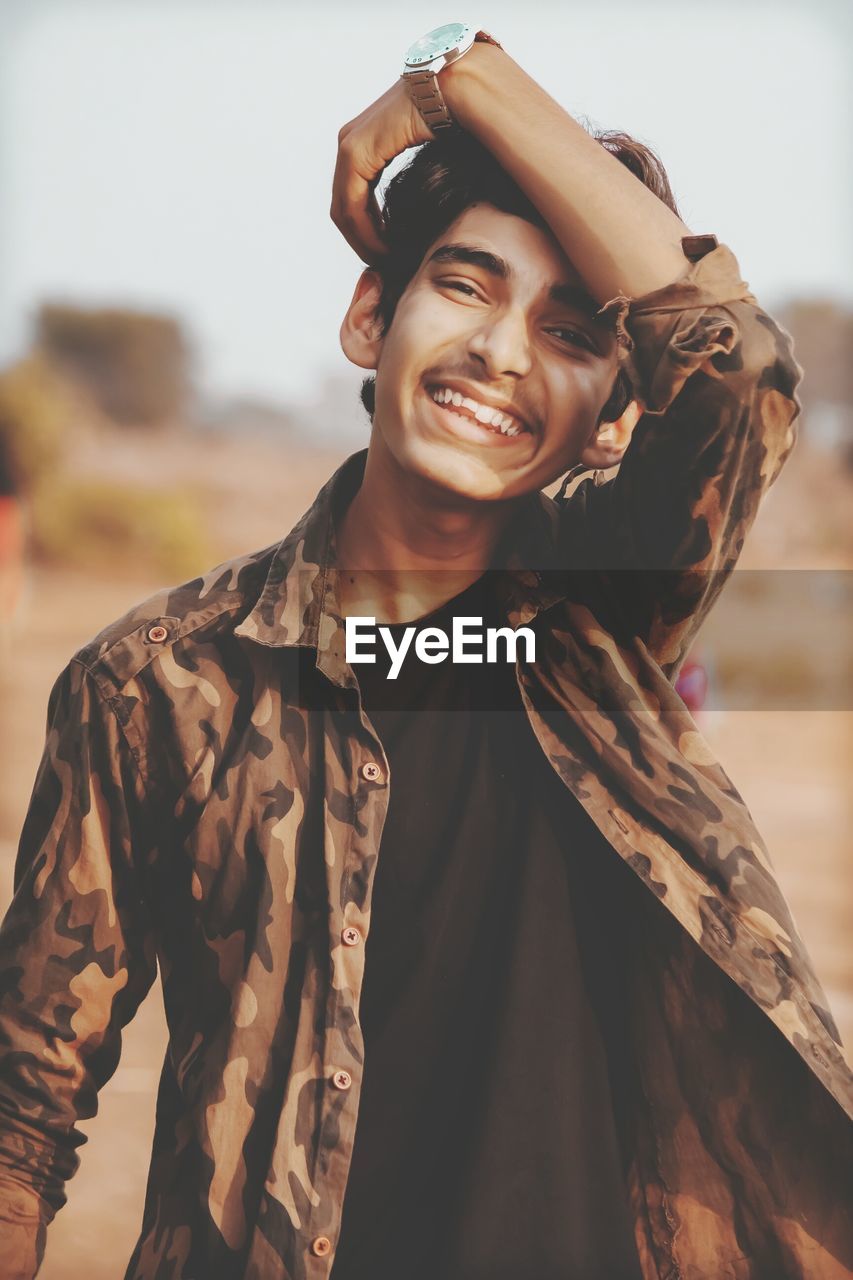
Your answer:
[467,305,533,380]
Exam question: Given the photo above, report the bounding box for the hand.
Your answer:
[331,78,436,265]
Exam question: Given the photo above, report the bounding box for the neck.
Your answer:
[335,436,517,624]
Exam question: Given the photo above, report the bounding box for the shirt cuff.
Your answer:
[595,235,759,414]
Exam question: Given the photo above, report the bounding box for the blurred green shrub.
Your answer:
[30,477,210,578]
[0,355,66,494]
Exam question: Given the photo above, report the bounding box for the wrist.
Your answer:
[440,40,510,130]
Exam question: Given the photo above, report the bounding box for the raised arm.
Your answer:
[443,40,696,302]
[0,659,158,1280]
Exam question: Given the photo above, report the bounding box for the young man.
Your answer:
[1,23,851,1280]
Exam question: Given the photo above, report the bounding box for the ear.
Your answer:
[339,269,384,370]
[577,397,644,470]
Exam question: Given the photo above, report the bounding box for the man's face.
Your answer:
[365,203,622,501]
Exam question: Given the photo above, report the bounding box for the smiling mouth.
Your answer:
[424,383,532,442]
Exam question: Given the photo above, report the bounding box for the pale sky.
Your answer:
[1,0,851,417]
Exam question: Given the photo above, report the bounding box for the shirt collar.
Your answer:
[233,447,566,688]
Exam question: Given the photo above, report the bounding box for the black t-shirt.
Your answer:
[332,573,644,1280]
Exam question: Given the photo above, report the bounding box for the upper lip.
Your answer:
[424,377,535,434]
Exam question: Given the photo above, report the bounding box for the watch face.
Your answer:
[405,22,471,65]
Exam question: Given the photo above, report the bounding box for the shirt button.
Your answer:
[310,1236,332,1257]
[341,926,362,947]
[332,1069,352,1091]
[360,761,383,783]
[147,624,169,643]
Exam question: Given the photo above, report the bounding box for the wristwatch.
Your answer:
[401,23,502,134]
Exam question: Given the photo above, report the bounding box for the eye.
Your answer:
[438,278,482,299]
[547,326,598,353]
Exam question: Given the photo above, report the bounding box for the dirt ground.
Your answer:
[0,437,850,1279]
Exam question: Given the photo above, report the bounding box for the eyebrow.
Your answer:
[425,242,605,326]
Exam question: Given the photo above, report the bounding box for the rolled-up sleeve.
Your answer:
[0,658,158,1280]
[559,236,804,677]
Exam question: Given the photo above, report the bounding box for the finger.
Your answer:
[333,178,388,264]
[331,148,389,265]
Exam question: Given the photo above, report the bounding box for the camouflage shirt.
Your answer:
[1,237,852,1280]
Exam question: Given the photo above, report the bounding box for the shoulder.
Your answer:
[69,539,282,699]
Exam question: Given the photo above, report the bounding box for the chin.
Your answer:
[399,433,532,503]
[374,392,537,502]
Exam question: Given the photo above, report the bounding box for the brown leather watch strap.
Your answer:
[474,29,503,49]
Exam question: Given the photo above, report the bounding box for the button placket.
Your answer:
[312,736,385,1275]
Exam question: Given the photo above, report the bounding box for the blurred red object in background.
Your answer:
[0,494,25,629]
[676,657,709,714]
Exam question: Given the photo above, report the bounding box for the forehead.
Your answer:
[423,202,586,291]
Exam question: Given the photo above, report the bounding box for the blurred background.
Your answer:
[0,1,851,1275]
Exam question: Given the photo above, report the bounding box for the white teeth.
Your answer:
[430,386,525,436]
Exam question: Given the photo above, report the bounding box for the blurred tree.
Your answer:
[36,303,192,426]
[0,354,66,495]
